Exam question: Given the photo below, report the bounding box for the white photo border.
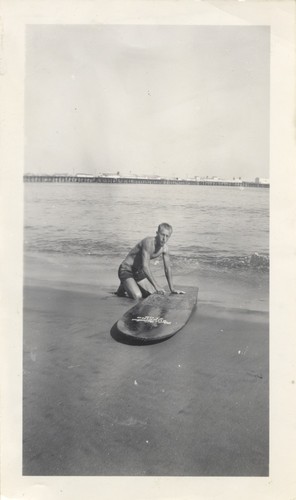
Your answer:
[1,1,295,499]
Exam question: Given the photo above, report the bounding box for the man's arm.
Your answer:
[163,249,185,294]
[141,241,165,294]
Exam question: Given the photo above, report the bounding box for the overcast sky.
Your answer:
[25,25,269,180]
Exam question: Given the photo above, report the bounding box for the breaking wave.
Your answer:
[172,252,269,272]
[25,234,269,274]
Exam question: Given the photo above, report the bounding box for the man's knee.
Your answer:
[129,289,142,300]
[123,279,143,300]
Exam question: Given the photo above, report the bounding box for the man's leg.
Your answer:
[123,278,143,300]
[137,278,155,297]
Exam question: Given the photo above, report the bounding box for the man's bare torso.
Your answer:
[122,237,166,270]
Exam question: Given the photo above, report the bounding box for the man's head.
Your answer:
[156,223,173,246]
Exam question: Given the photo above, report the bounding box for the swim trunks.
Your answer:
[118,262,146,283]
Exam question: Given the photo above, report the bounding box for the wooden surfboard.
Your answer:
[116,286,198,342]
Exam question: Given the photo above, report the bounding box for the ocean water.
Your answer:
[24,183,269,311]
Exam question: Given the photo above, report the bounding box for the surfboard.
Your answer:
[116,286,198,342]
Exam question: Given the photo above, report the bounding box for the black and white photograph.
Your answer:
[1,1,296,499]
[23,24,270,477]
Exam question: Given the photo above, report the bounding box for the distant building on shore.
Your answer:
[76,173,94,178]
[255,177,269,185]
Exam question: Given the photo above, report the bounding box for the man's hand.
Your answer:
[170,289,185,294]
[155,287,166,295]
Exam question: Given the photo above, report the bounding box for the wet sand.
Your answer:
[23,280,269,476]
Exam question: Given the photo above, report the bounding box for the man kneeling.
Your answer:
[116,223,184,300]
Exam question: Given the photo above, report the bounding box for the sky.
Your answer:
[25,25,270,180]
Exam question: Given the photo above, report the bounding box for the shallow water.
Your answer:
[24,182,269,311]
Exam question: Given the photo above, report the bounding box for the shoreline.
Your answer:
[24,251,269,313]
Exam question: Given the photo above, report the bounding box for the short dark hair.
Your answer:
[157,223,173,234]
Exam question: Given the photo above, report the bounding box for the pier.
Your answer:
[23,174,269,188]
